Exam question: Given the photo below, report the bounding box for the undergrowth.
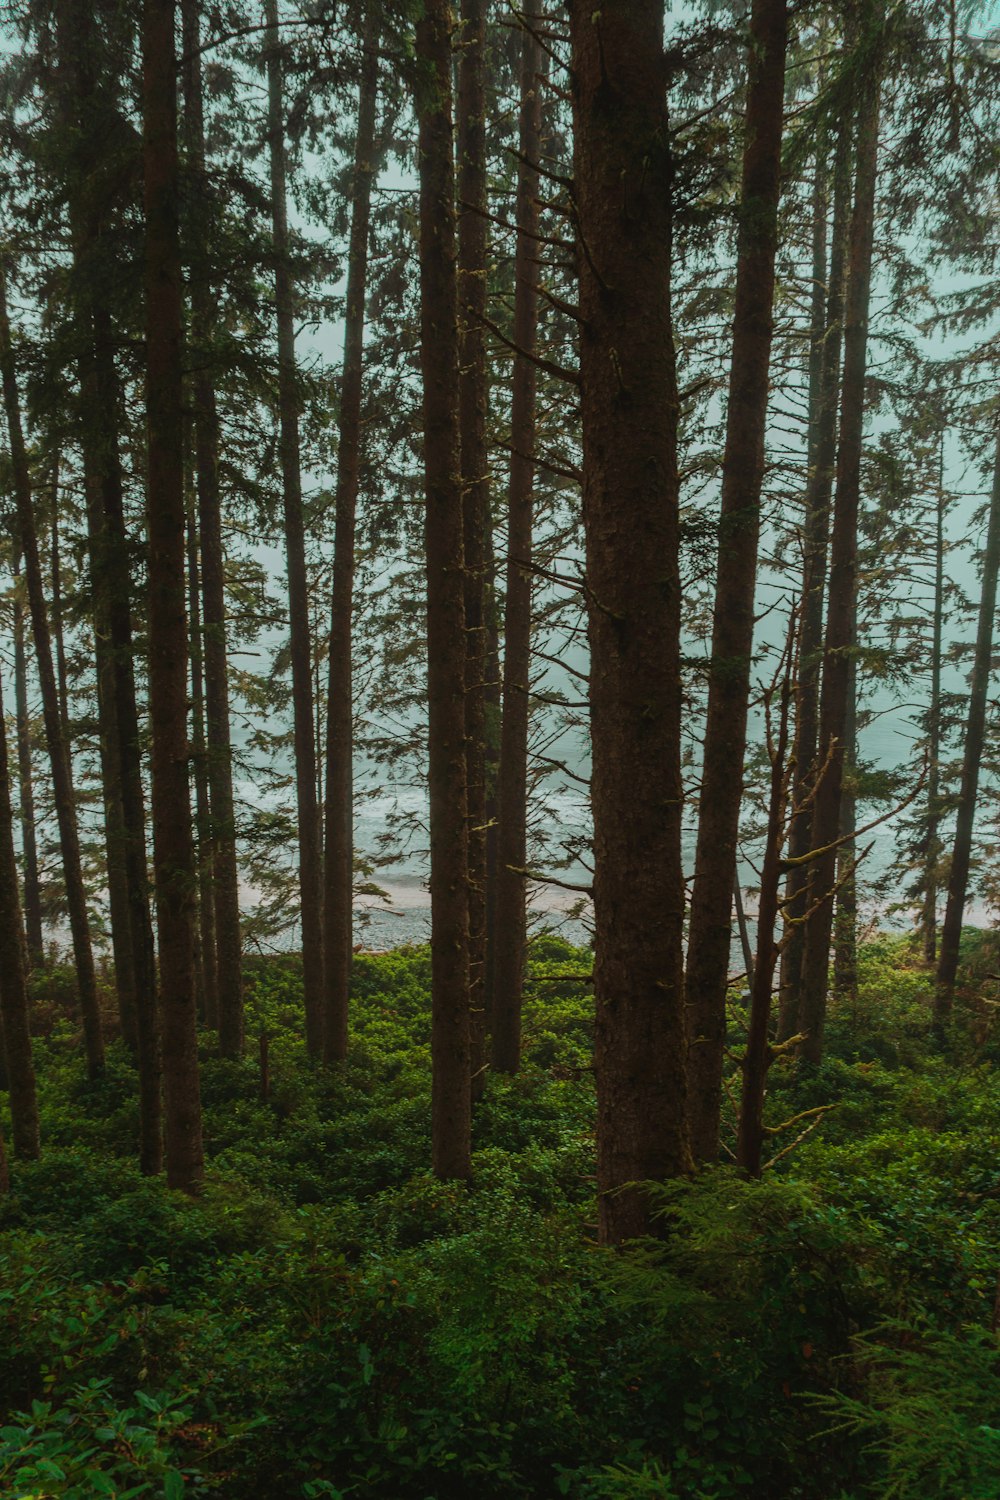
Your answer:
[1,934,998,1498]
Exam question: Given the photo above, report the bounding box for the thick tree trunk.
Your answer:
[684,0,788,1164]
[265,0,324,1058]
[143,0,204,1192]
[798,36,881,1065]
[0,658,40,1161]
[457,0,490,1099]
[920,433,946,964]
[0,269,105,1079]
[935,427,1000,1024]
[181,0,243,1057]
[777,125,852,1042]
[491,25,543,1076]
[11,551,44,967]
[323,19,378,1064]
[417,0,472,1181]
[569,0,692,1243]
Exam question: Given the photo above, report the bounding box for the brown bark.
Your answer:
[93,354,161,1172]
[265,0,324,1058]
[0,657,40,1161]
[11,550,44,967]
[143,0,204,1192]
[569,0,692,1243]
[684,0,788,1164]
[417,0,472,1181]
[323,18,379,1065]
[0,1123,8,1194]
[88,552,140,1052]
[832,651,858,1004]
[181,0,243,1058]
[491,25,543,1076]
[935,427,1000,1024]
[55,0,161,1162]
[457,0,489,1100]
[187,482,218,1026]
[736,671,791,1176]
[777,125,852,1042]
[920,432,946,965]
[49,506,70,741]
[0,268,106,1080]
[798,36,882,1066]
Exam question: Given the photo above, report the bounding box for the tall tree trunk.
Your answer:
[736,669,791,1176]
[0,657,40,1161]
[55,0,161,1160]
[798,27,882,1065]
[87,542,140,1053]
[832,650,858,1003]
[323,17,379,1064]
[684,0,788,1164]
[49,504,70,741]
[417,0,472,1181]
[569,0,692,1243]
[920,429,946,964]
[491,24,543,1076]
[181,0,243,1058]
[265,0,324,1058]
[187,482,218,1026]
[11,550,44,967]
[0,269,105,1079]
[143,0,204,1192]
[457,0,490,1099]
[935,427,1000,1024]
[777,123,852,1042]
[92,334,162,1172]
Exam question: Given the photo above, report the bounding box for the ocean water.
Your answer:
[233,777,953,960]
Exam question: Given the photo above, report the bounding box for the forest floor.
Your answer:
[1,934,999,1499]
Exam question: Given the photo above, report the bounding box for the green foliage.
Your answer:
[813,1324,1000,1498]
[2,943,999,1498]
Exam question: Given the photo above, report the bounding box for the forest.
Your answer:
[0,0,999,1495]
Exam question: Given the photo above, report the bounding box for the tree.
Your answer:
[684,0,788,1164]
[777,117,852,1042]
[265,0,324,1058]
[143,0,204,1192]
[919,423,947,964]
[53,0,161,1147]
[935,425,1000,1025]
[0,654,40,1161]
[323,13,379,1065]
[798,5,884,1065]
[417,0,472,1181]
[181,0,244,1060]
[491,22,544,1076]
[9,546,44,967]
[0,267,105,1081]
[569,0,692,1242]
[457,0,490,1101]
